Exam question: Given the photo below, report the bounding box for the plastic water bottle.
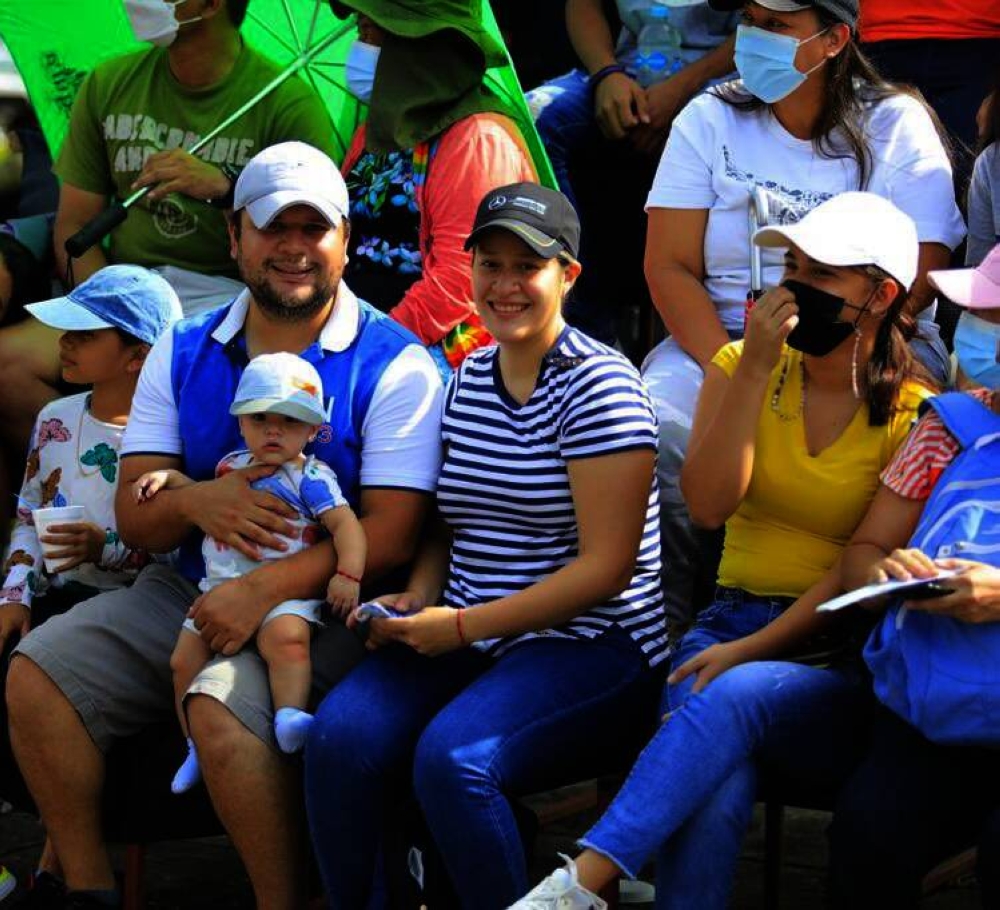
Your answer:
[635,3,684,88]
[616,0,648,37]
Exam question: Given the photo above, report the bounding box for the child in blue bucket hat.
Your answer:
[0,264,181,904]
[1,264,182,620]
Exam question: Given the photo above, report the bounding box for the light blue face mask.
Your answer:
[955,310,1000,389]
[345,40,381,105]
[734,24,828,104]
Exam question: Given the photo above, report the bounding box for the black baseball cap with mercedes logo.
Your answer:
[465,183,581,260]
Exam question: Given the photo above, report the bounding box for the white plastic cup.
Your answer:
[33,505,85,573]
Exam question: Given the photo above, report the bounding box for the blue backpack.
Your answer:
[864,391,1000,746]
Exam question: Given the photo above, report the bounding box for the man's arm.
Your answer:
[115,454,201,552]
[631,34,736,155]
[116,453,296,557]
[567,0,650,140]
[54,183,109,284]
[188,487,432,654]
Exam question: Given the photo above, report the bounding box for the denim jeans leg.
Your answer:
[579,659,865,898]
[526,68,594,206]
[829,706,1000,909]
[413,636,657,910]
[664,593,783,713]
[304,646,487,910]
[653,764,757,910]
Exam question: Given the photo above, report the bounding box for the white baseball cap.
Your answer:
[233,141,349,229]
[753,191,919,289]
[230,352,327,425]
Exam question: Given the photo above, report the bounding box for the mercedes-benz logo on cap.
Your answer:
[488,195,507,210]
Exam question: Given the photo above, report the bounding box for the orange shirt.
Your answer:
[342,114,536,348]
[860,0,1000,42]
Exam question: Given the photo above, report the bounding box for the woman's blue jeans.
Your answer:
[304,631,660,910]
[580,589,871,910]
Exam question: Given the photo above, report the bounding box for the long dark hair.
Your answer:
[858,265,937,426]
[713,10,951,189]
[978,64,1000,152]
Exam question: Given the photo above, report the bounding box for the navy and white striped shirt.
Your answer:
[438,326,669,667]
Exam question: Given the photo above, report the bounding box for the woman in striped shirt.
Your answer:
[304,183,668,909]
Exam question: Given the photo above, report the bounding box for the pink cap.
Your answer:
[927,245,1000,309]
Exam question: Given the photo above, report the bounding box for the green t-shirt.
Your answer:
[55,43,338,277]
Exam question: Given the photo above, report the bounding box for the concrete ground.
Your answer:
[0,799,982,908]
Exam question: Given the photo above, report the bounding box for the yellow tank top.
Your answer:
[711,341,931,597]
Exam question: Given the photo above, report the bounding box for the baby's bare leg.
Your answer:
[257,614,312,711]
[170,630,213,736]
[258,614,314,754]
[169,630,213,793]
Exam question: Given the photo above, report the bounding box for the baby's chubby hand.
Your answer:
[133,470,170,503]
[326,573,360,619]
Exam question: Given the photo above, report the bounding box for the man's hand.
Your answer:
[865,547,938,585]
[131,149,231,203]
[0,602,30,650]
[907,559,1000,624]
[628,75,690,155]
[594,72,650,140]
[40,522,106,572]
[192,465,298,561]
[667,639,753,695]
[187,576,266,655]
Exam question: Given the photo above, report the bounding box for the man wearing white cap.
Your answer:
[8,141,443,909]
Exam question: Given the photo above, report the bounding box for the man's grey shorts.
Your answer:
[14,563,366,752]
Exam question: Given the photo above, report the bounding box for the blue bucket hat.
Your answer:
[26,265,182,345]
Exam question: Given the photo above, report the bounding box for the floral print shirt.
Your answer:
[345,147,424,308]
[1,393,150,608]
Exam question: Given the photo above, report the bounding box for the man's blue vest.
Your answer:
[168,298,419,580]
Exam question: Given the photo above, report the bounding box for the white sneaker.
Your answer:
[508,855,608,910]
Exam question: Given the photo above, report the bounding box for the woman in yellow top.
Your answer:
[511,191,935,910]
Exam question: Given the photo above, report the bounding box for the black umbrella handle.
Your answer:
[64,199,129,260]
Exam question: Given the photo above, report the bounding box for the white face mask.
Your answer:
[124,0,202,48]
[345,40,380,104]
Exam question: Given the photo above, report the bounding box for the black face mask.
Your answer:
[782,279,855,356]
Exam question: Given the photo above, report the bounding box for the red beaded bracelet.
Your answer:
[455,608,467,646]
[336,569,362,583]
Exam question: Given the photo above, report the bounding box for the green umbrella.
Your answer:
[0,0,553,183]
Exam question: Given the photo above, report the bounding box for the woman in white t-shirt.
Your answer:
[643,0,965,624]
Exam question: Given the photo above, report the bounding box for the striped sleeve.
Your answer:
[881,411,960,500]
[558,357,658,461]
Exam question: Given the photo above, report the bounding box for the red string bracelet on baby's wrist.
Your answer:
[455,608,467,646]
[336,569,361,583]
